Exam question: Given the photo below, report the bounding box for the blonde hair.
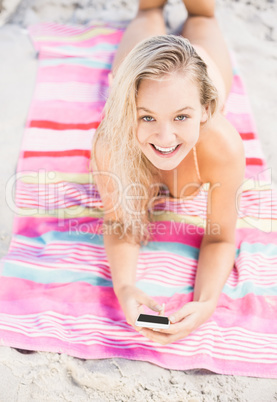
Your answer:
[90,34,219,246]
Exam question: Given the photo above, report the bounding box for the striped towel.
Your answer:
[0,21,276,378]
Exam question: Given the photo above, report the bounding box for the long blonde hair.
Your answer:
[90,34,219,246]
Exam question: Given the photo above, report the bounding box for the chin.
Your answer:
[150,157,181,171]
[155,162,180,171]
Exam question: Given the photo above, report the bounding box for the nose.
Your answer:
[155,122,177,145]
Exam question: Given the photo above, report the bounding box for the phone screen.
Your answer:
[137,314,169,325]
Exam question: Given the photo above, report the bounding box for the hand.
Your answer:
[115,285,163,332]
[139,300,216,345]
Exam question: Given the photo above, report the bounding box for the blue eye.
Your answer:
[175,115,188,121]
[142,116,154,122]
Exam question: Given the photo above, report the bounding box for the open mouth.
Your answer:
[150,143,181,157]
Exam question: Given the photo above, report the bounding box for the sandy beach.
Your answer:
[0,0,277,400]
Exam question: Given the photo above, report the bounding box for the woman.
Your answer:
[90,0,245,345]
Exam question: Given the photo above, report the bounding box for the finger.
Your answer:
[138,304,145,314]
[132,304,145,331]
[139,328,176,345]
[158,303,165,316]
[138,292,163,313]
[168,302,197,324]
[152,322,181,335]
[141,319,195,343]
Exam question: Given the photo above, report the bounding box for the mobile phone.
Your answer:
[135,313,170,329]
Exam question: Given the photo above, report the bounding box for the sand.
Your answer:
[0,0,277,400]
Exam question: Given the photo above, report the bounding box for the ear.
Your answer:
[200,104,209,124]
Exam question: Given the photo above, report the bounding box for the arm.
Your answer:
[193,241,236,306]
[193,119,245,308]
[91,141,163,326]
[91,141,140,294]
[103,229,140,295]
[138,118,246,345]
[103,228,164,324]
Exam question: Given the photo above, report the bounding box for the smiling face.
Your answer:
[136,72,209,171]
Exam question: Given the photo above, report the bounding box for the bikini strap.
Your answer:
[193,145,202,182]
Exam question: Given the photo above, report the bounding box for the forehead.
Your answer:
[136,72,200,107]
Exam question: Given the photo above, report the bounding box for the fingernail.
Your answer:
[169,315,175,323]
[155,305,163,312]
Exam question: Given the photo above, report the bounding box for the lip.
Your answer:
[150,143,181,158]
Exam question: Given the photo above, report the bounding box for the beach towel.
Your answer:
[0,21,276,379]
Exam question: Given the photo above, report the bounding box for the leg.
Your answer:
[111,0,167,76]
[182,1,233,110]
[181,0,215,18]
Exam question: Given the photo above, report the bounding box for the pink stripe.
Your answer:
[29,23,93,37]
[19,155,90,173]
[0,327,274,377]
[235,228,277,245]
[11,216,277,248]
[28,100,104,123]
[245,165,271,179]
[0,280,276,330]
[0,280,119,314]
[1,319,276,361]
[13,217,103,237]
[38,65,110,84]
[227,75,245,95]
[225,112,258,135]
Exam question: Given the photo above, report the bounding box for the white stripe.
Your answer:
[6,246,277,286]
[36,82,109,102]
[225,92,252,114]
[243,139,267,159]
[0,313,276,362]
[22,127,95,151]
[43,45,114,58]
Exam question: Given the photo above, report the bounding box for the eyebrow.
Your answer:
[136,106,195,113]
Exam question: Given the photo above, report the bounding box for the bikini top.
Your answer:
[157,145,204,201]
[186,144,204,198]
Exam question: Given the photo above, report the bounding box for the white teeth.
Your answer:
[153,144,178,152]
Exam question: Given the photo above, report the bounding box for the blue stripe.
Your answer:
[12,232,200,259]
[137,281,194,297]
[136,281,277,298]
[3,259,277,298]
[13,231,104,246]
[238,242,277,257]
[40,58,112,69]
[2,261,112,287]
[12,232,277,258]
[52,43,117,55]
[141,240,200,259]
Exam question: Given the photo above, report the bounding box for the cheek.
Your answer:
[136,125,149,143]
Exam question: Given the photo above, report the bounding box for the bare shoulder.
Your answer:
[198,113,245,184]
